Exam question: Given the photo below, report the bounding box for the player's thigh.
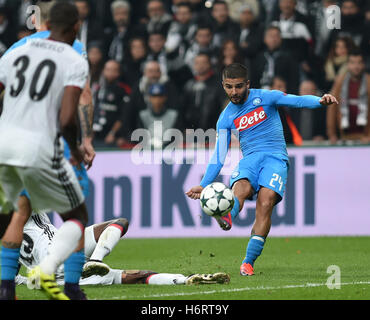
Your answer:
[258,155,288,204]
[0,165,24,206]
[232,179,254,202]
[21,161,84,214]
[230,155,261,196]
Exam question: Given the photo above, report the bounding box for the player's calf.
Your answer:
[87,218,128,262]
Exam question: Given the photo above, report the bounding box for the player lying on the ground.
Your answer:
[14,212,230,287]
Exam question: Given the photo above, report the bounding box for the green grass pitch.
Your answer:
[13,236,370,300]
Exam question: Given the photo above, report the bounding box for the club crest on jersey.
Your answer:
[234,106,267,131]
[253,98,262,106]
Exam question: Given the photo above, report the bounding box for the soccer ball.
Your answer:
[200,182,234,217]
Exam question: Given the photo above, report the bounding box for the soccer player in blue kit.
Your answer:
[186,63,338,276]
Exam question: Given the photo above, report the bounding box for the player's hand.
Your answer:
[319,94,338,106]
[70,146,84,168]
[185,185,204,200]
[81,137,95,170]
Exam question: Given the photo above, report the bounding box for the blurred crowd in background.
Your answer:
[0,0,369,148]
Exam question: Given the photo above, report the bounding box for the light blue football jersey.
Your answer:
[200,89,322,187]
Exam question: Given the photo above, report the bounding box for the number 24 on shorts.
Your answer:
[269,173,283,191]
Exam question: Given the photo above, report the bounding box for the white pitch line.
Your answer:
[107,281,370,300]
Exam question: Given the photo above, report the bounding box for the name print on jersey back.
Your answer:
[0,38,89,169]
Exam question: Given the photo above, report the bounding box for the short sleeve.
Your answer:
[64,57,89,89]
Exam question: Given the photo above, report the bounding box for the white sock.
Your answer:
[39,220,83,275]
[147,273,187,285]
[89,225,122,261]
[84,225,97,259]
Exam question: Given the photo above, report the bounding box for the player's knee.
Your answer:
[233,180,253,202]
[62,203,88,227]
[112,218,129,235]
[257,197,275,213]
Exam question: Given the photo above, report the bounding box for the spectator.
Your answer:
[137,83,183,149]
[298,79,326,141]
[122,37,148,87]
[259,0,280,27]
[182,53,225,130]
[122,60,180,141]
[270,76,295,145]
[250,25,300,94]
[146,31,169,77]
[327,50,370,144]
[165,2,197,57]
[208,0,239,51]
[164,2,196,87]
[216,39,246,75]
[144,0,173,36]
[224,0,261,24]
[184,24,217,71]
[237,3,264,60]
[74,0,103,49]
[271,0,313,72]
[16,0,33,29]
[104,0,144,65]
[324,36,356,91]
[87,41,105,87]
[188,0,210,24]
[327,0,365,51]
[0,7,16,54]
[92,60,131,147]
[307,0,337,58]
[361,4,370,71]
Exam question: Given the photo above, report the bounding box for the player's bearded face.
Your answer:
[223,79,249,105]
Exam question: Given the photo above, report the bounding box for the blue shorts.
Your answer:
[229,152,289,202]
[64,139,89,198]
[73,164,89,198]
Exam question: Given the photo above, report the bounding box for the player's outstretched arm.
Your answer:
[78,79,95,169]
[60,86,84,164]
[274,90,338,109]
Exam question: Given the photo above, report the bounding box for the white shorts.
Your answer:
[0,158,84,214]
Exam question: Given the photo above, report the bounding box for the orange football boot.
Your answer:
[215,212,232,231]
[240,263,255,276]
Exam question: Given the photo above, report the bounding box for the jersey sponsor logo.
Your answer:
[233,106,267,131]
